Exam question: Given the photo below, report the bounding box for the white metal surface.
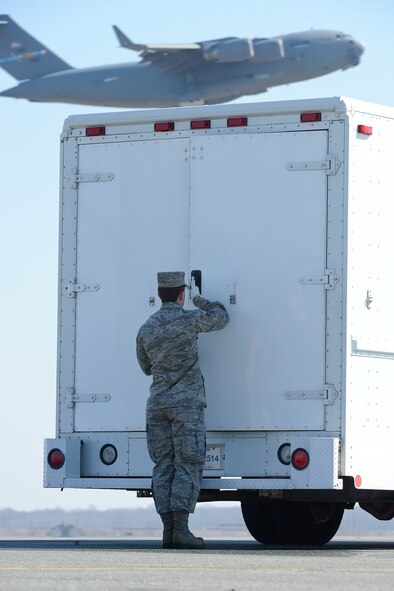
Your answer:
[71,129,330,432]
[44,438,81,488]
[46,97,394,494]
[344,108,394,490]
[290,437,342,489]
[61,477,332,490]
[73,138,190,431]
[189,131,328,430]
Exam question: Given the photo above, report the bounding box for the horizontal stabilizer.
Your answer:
[0,15,72,80]
[113,25,201,53]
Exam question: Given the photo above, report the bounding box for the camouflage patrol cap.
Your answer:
[157,271,186,289]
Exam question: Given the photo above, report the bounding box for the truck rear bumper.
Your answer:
[58,476,343,490]
[44,436,342,490]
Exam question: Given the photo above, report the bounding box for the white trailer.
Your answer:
[44,97,394,544]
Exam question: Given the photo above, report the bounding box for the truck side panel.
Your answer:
[345,110,394,489]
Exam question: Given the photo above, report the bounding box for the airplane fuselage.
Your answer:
[0,28,364,108]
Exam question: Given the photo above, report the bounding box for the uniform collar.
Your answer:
[161,302,183,310]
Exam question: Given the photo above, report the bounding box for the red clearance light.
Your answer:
[48,448,65,470]
[191,119,211,130]
[154,121,175,132]
[357,124,373,136]
[227,117,248,127]
[300,112,322,123]
[291,448,310,470]
[86,126,106,136]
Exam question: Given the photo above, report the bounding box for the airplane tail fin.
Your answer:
[0,15,72,80]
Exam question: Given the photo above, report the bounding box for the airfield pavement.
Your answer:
[1,537,394,590]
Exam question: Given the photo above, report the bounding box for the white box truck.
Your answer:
[44,97,394,544]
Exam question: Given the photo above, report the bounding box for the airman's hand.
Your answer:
[190,277,200,304]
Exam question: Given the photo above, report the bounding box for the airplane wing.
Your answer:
[113,25,201,53]
[0,14,72,80]
[112,27,279,73]
[113,25,205,73]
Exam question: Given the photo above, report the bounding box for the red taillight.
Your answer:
[190,119,211,130]
[227,117,248,127]
[154,121,175,132]
[300,112,322,123]
[357,124,373,136]
[291,448,310,470]
[48,448,65,470]
[86,126,106,136]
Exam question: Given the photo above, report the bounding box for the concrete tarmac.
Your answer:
[1,537,394,591]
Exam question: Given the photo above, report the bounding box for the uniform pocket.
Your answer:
[181,423,206,463]
[146,424,157,463]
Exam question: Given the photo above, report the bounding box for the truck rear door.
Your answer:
[72,138,190,431]
[189,131,329,431]
[66,129,330,434]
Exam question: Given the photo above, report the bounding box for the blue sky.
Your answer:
[0,0,393,511]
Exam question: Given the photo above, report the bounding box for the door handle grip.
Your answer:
[191,270,202,294]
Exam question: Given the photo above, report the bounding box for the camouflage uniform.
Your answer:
[136,272,229,514]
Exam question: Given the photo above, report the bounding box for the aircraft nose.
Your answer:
[347,38,364,65]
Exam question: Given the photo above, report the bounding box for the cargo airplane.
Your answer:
[0,15,364,108]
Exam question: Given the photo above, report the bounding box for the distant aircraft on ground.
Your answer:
[0,15,364,108]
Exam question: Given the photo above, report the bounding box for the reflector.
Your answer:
[86,126,106,136]
[357,124,373,136]
[191,119,211,129]
[154,122,175,132]
[355,475,362,487]
[300,112,322,123]
[227,117,248,127]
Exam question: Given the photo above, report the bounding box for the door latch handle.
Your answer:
[191,269,202,294]
[366,290,373,309]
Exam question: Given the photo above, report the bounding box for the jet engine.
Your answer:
[252,38,285,62]
[203,37,285,63]
[203,38,255,63]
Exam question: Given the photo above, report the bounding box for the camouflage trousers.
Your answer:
[146,404,206,514]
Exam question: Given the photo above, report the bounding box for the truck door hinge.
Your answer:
[301,269,338,290]
[286,154,340,175]
[64,279,100,298]
[76,172,114,183]
[68,172,114,189]
[67,387,111,408]
[285,384,338,405]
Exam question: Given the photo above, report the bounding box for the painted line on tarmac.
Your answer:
[2,567,394,573]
